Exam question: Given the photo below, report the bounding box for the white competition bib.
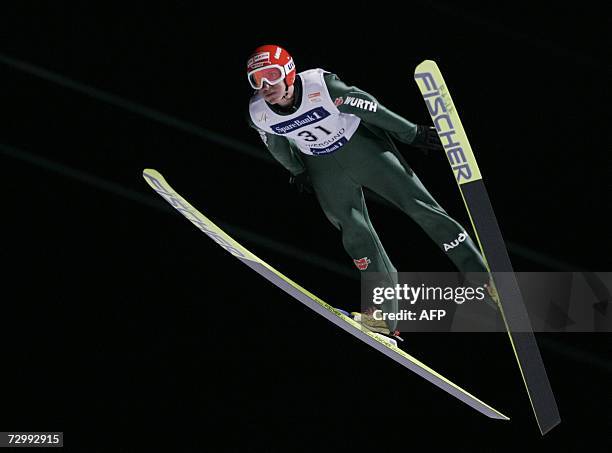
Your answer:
[249,68,361,155]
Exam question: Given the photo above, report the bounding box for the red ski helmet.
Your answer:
[247,45,296,90]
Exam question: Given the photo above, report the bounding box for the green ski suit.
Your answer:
[249,70,488,331]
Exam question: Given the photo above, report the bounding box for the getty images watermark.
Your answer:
[360,272,612,333]
[371,282,488,322]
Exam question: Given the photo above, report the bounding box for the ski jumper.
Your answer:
[249,69,488,329]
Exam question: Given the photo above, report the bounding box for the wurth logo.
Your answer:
[443,232,468,252]
[344,96,377,112]
[353,257,371,270]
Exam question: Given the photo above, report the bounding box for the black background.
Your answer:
[1,2,610,451]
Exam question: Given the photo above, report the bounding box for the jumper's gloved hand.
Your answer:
[411,125,444,154]
[289,171,313,195]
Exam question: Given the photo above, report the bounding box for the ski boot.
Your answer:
[336,308,403,348]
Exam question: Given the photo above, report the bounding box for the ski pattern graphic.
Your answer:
[142,168,508,420]
[414,60,560,434]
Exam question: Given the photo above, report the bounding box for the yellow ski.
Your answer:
[414,60,560,434]
[143,168,508,420]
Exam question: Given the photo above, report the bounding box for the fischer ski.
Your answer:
[414,60,560,434]
[142,168,508,421]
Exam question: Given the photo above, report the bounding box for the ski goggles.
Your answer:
[247,59,294,90]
